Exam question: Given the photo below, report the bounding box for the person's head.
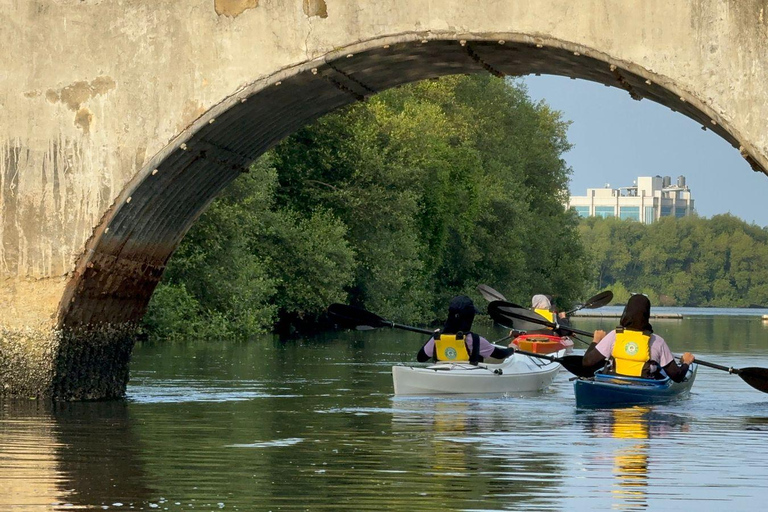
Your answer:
[443,295,478,334]
[620,294,653,332]
[531,294,551,310]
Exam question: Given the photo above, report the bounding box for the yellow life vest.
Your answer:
[610,328,652,377]
[434,332,470,362]
[534,308,555,327]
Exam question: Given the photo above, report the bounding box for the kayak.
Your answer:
[392,350,565,396]
[511,334,574,354]
[573,364,698,408]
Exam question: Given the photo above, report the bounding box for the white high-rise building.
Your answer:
[568,175,694,224]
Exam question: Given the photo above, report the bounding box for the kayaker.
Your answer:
[417,295,516,364]
[582,294,695,382]
[516,294,571,335]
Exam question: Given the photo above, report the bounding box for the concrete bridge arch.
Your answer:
[2,0,767,399]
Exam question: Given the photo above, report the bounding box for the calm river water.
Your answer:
[2,313,768,511]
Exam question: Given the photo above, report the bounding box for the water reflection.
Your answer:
[0,400,152,510]
[391,398,565,507]
[0,401,62,509]
[581,407,690,511]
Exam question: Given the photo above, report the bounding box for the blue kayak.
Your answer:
[573,364,698,408]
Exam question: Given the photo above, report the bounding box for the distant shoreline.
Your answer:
[573,312,683,319]
[572,306,768,318]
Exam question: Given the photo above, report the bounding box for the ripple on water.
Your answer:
[226,438,305,448]
[127,378,297,403]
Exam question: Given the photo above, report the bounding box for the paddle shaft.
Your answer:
[389,322,434,336]
[511,349,599,378]
[679,356,738,374]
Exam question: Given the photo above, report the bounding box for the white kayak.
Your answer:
[391,350,565,396]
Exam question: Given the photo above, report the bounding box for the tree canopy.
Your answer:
[143,75,590,340]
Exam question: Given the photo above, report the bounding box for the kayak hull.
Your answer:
[573,364,698,408]
[392,351,564,396]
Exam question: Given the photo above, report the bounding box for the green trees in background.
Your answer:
[143,75,589,340]
[579,214,768,307]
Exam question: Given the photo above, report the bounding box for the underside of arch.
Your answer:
[56,34,766,329]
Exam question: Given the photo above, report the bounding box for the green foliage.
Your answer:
[144,75,590,338]
[580,214,768,306]
[144,159,355,340]
[272,75,590,319]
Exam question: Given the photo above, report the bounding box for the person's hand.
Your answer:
[593,329,607,343]
[680,352,695,365]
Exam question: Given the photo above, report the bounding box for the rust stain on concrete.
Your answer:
[214,0,258,17]
[60,81,92,111]
[75,108,93,134]
[43,76,115,134]
[46,76,116,112]
[303,0,328,18]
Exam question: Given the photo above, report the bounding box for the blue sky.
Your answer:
[521,75,768,228]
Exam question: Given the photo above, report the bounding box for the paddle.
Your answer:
[478,285,613,318]
[328,303,514,344]
[487,300,595,338]
[512,351,603,379]
[675,358,768,394]
[329,303,592,376]
[327,303,435,335]
[477,284,509,303]
[487,301,605,377]
[564,290,614,315]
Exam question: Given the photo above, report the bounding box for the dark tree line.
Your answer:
[579,214,768,307]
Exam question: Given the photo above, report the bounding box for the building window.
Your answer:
[573,206,590,218]
[660,205,673,217]
[619,206,640,221]
[675,206,687,218]
[645,206,654,224]
[595,206,615,218]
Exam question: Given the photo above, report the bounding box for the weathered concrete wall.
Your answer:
[1,0,767,398]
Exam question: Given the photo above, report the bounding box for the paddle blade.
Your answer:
[582,290,614,309]
[558,355,604,378]
[488,300,554,331]
[738,367,768,394]
[477,284,508,303]
[327,303,390,330]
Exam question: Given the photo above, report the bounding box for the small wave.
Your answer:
[127,380,297,403]
[227,438,304,448]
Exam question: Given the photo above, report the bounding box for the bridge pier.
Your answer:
[1,275,137,399]
[0,324,136,400]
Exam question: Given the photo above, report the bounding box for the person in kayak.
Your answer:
[417,295,516,364]
[511,294,572,336]
[582,294,695,382]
